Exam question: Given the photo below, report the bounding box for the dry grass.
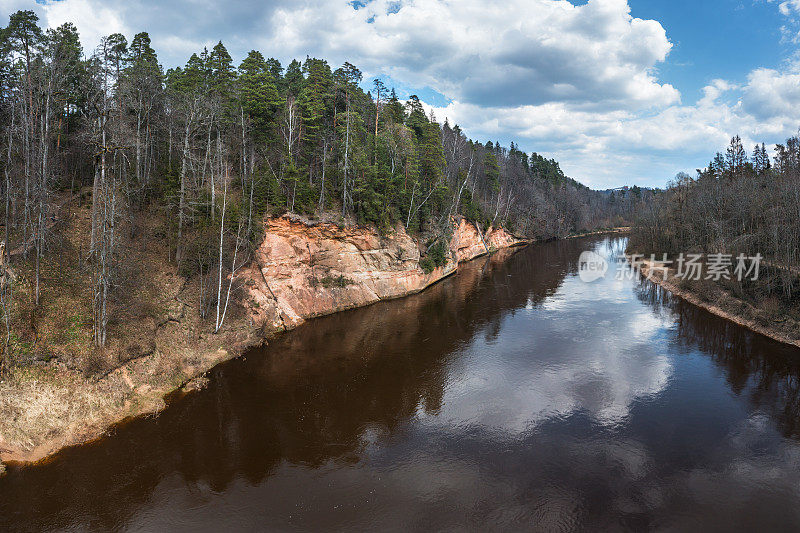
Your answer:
[637,258,800,349]
[761,296,783,318]
[0,365,127,455]
[0,339,247,463]
[0,194,264,465]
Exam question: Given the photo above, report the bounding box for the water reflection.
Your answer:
[428,240,673,434]
[637,279,800,440]
[3,237,800,531]
[1,245,555,531]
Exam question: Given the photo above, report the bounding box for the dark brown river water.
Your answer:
[4,236,800,531]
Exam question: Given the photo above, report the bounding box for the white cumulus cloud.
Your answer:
[259,0,679,110]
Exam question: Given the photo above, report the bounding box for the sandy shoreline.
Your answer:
[567,227,631,239]
[636,259,800,350]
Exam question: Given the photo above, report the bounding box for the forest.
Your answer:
[631,133,800,318]
[0,11,635,368]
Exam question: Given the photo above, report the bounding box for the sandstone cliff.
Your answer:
[241,215,526,333]
[0,214,525,467]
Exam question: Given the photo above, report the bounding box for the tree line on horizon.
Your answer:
[631,133,800,304]
[0,10,633,357]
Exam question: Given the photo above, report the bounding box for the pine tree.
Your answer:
[209,42,235,85]
[385,88,405,124]
[285,59,304,96]
[405,95,427,138]
[725,135,747,179]
[299,57,332,166]
[123,31,162,197]
[238,50,281,143]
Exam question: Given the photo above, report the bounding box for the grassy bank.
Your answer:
[636,258,800,349]
[567,227,631,239]
[0,199,530,472]
[0,195,271,468]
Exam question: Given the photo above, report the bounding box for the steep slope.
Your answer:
[0,215,526,467]
[241,215,525,331]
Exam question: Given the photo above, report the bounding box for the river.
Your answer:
[3,236,800,531]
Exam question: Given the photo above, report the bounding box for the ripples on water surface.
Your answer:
[4,236,800,531]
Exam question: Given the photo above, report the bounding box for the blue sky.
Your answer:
[7,0,800,189]
[630,0,788,102]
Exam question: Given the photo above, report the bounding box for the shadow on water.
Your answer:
[636,279,800,440]
[0,240,581,531]
[4,236,800,530]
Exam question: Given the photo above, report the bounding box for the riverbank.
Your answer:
[568,227,630,239]
[637,258,800,349]
[0,215,527,470]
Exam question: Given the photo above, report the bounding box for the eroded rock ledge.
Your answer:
[241,215,526,332]
[0,215,525,467]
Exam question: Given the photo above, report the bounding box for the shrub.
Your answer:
[427,239,448,268]
[420,257,435,274]
[693,280,717,303]
[761,296,783,318]
[420,239,448,274]
[309,274,353,288]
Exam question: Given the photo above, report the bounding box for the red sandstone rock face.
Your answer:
[241,215,525,333]
[486,225,523,251]
[452,218,489,263]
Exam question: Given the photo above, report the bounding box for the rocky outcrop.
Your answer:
[0,214,525,469]
[451,218,489,263]
[242,215,526,333]
[486,225,525,250]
